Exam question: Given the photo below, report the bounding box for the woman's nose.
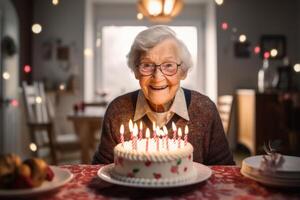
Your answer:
[152,66,164,79]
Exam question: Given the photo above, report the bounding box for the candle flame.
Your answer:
[163,125,168,135]
[152,121,156,131]
[129,119,133,131]
[120,124,124,135]
[178,128,182,137]
[172,121,177,131]
[139,121,143,130]
[134,123,138,133]
[160,129,165,137]
[146,128,150,138]
[156,126,160,134]
[184,125,189,135]
[133,124,138,136]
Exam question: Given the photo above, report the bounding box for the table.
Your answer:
[67,108,105,163]
[41,165,300,200]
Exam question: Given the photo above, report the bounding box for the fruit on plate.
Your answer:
[0,154,54,189]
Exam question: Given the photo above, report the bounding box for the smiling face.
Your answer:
[135,38,186,111]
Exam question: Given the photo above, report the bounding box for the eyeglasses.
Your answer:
[137,62,182,76]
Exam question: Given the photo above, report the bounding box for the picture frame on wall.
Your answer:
[260,35,286,59]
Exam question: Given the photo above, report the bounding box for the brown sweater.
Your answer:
[92,89,235,165]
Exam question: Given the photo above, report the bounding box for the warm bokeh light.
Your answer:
[24,65,32,73]
[264,52,270,59]
[239,34,247,43]
[10,99,19,107]
[2,72,10,80]
[32,23,42,34]
[29,143,37,152]
[59,83,66,91]
[84,48,93,57]
[221,22,228,30]
[35,96,42,104]
[270,49,278,57]
[254,46,260,54]
[137,13,143,20]
[215,0,224,6]
[294,63,300,72]
[52,0,59,5]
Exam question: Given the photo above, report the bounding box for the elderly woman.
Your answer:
[92,25,234,165]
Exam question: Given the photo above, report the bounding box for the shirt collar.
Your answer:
[133,88,190,122]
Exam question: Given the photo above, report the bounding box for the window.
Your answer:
[95,26,198,102]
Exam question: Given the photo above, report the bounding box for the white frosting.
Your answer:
[114,139,193,161]
[112,138,194,184]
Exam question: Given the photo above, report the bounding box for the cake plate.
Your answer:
[97,162,212,188]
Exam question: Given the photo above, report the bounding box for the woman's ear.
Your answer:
[180,69,187,80]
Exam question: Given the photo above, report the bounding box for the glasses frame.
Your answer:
[137,62,182,76]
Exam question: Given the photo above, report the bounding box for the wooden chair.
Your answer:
[217,95,234,136]
[22,81,79,164]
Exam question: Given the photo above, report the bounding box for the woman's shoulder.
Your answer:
[105,90,139,116]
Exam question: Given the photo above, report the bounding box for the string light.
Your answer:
[2,72,10,80]
[84,48,93,57]
[32,23,42,34]
[29,143,37,152]
[59,83,66,91]
[294,64,300,72]
[221,22,228,30]
[35,96,42,104]
[264,52,270,59]
[270,49,278,57]
[10,99,19,107]
[239,34,247,43]
[52,0,59,6]
[254,46,260,54]
[24,65,32,73]
[137,13,143,20]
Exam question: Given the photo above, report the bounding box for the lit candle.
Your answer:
[163,125,169,151]
[159,129,165,149]
[120,124,124,146]
[156,128,160,151]
[145,128,150,152]
[177,128,182,148]
[172,122,177,142]
[132,124,138,150]
[184,125,189,146]
[152,121,157,139]
[139,121,143,140]
[129,119,133,140]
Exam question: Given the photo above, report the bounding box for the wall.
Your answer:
[32,0,84,134]
[0,0,20,154]
[216,0,298,95]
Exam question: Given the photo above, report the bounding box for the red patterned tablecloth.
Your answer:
[41,165,300,200]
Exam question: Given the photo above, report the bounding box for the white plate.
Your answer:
[241,168,300,188]
[97,162,212,188]
[0,166,73,197]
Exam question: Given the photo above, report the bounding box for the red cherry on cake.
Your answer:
[188,154,192,160]
[127,172,134,178]
[117,157,124,166]
[145,160,151,167]
[184,167,188,172]
[153,173,161,179]
[171,166,178,174]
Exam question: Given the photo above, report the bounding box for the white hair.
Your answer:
[127,25,193,74]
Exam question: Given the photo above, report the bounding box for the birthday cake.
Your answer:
[111,125,196,185]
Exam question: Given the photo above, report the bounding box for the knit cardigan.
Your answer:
[92,89,235,165]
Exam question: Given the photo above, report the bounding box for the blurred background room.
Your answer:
[0,0,300,165]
